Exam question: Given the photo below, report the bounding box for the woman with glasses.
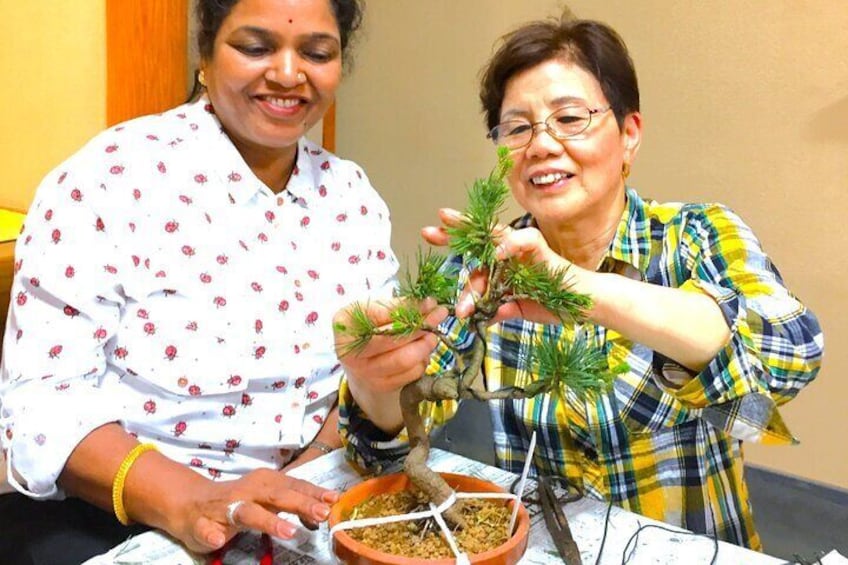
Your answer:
[336,11,823,550]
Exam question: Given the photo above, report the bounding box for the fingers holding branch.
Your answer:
[334,298,446,355]
[455,269,490,319]
[494,226,560,266]
[333,297,445,395]
[421,208,466,247]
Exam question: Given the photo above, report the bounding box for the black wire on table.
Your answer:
[593,498,615,565]
[514,476,738,565]
[619,522,719,565]
[591,497,720,565]
[522,480,821,565]
[596,507,823,565]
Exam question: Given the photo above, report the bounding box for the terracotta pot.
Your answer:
[329,472,530,565]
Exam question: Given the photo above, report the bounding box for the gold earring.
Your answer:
[622,162,631,180]
[198,69,206,87]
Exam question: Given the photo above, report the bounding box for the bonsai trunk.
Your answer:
[399,373,467,528]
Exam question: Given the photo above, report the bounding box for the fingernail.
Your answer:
[276,522,297,538]
[303,520,319,531]
[314,503,330,520]
[322,491,339,503]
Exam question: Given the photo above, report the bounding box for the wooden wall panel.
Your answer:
[106,0,188,126]
[322,102,336,153]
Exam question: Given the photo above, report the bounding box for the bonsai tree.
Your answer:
[336,147,624,531]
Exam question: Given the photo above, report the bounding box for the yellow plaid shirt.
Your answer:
[340,188,823,549]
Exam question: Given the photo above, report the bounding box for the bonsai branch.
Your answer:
[340,147,617,536]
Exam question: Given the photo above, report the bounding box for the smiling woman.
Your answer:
[0,1,400,563]
[198,0,344,192]
[337,10,823,552]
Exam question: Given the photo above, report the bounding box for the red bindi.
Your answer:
[288,19,293,23]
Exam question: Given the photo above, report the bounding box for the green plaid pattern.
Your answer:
[340,188,823,549]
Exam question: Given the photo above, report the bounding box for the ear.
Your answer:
[621,111,643,166]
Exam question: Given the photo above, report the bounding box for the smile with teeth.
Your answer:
[259,96,302,108]
[530,171,573,185]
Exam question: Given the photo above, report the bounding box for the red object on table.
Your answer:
[259,533,274,565]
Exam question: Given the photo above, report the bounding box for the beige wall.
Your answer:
[337,1,848,488]
[0,1,106,212]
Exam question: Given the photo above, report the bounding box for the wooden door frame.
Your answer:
[106,0,189,126]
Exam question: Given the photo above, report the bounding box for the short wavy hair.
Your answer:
[480,13,639,132]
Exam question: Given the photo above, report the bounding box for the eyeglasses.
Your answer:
[487,105,612,150]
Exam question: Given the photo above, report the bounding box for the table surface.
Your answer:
[87,448,784,564]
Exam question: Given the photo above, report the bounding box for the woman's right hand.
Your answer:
[333,298,447,432]
[60,424,339,555]
[170,467,338,553]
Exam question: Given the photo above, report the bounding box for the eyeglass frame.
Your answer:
[487,104,613,150]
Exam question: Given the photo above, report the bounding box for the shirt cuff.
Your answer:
[1,377,124,499]
[651,279,794,444]
[338,379,409,474]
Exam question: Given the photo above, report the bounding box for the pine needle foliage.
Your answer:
[523,332,627,398]
[338,146,624,406]
[397,249,458,306]
[389,305,425,336]
[502,260,593,322]
[446,148,512,267]
[334,302,378,355]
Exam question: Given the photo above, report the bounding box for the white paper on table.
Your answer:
[84,448,787,565]
[820,549,848,564]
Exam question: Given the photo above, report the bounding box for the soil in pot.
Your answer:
[348,489,510,558]
[329,472,529,565]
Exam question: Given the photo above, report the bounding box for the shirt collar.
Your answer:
[285,136,327,206]
[602,187,652,275]
[510,187,652,276]
[189,97,324,207]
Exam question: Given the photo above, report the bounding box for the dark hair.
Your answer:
[479,12,639,132]
[196,0,363,61]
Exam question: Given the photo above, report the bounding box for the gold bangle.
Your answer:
[307,440,336,455]
[111,443,158,526]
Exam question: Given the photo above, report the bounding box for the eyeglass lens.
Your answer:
[490,106,594,149]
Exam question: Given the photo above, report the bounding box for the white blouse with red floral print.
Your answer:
[0,98,398,499]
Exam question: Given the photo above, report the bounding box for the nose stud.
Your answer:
[296,72,307,84]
